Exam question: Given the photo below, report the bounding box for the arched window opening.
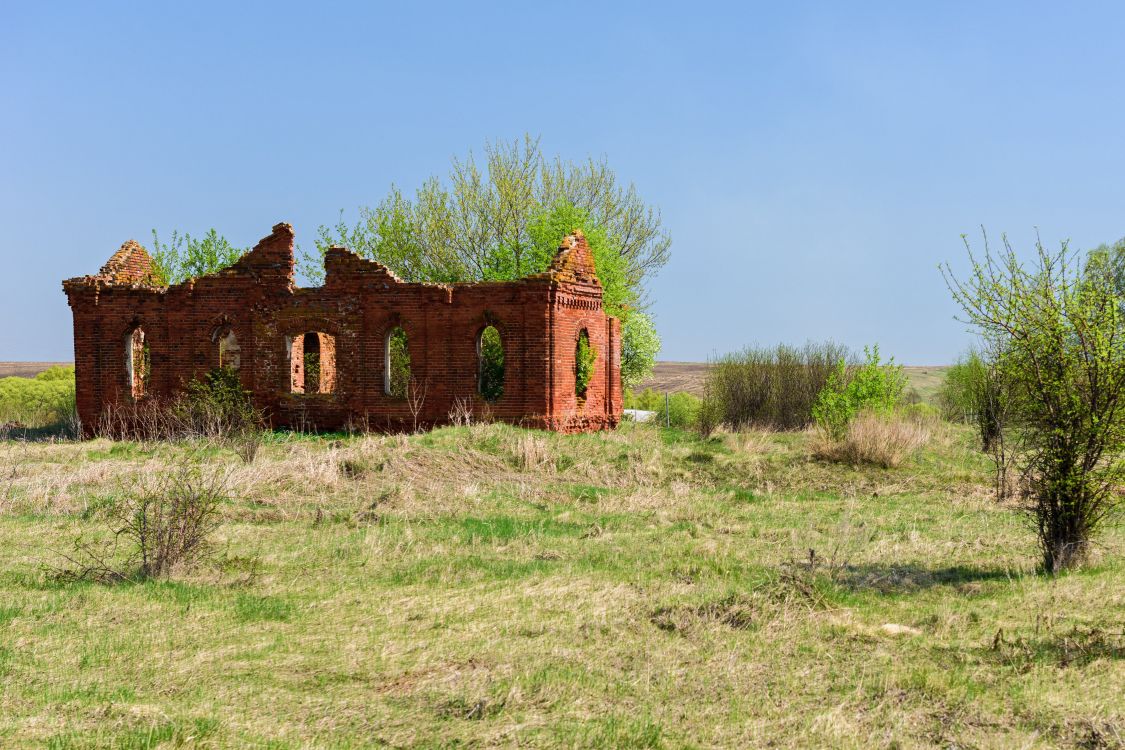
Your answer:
[216,328,241,371]
[125,326,150,400]
[575,329,596,403]
[290,332,336,394]
[385,327,411,399]
[477,325,504,402]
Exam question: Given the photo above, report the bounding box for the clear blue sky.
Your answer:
[3,1,1124,364]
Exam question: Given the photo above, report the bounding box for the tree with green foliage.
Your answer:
[944,230,1125,572]
[812,345,906,441]
[302,135,669,386]
[0,366,76,428]
[1085,235,1125,298]
[620,310,660,390]
[148,229,247,285]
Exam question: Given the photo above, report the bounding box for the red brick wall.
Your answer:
[62,224,623,435]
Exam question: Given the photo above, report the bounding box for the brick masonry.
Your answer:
[62,223,622,434]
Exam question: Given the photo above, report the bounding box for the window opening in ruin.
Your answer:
[217,329,241,371]
[290,332,336,394]
[385,327,411,399]
[125,326,150,400]
[477,325,504,402]
[303,333,322,393]
[575,329,596,403]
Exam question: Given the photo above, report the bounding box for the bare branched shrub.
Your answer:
[448,396,473,427]
[696,381,722,438]
[57,464,228,581]
[706,341,851,431]
[814,411,931,468]
[406,377,428,432]
[233,431,263,465]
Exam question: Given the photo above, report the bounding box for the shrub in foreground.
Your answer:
[945,231,1125,571]
[59,464,227,581]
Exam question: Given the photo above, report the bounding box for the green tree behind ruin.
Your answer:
[301,135,669,387]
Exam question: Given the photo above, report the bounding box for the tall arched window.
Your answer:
[385,327,411,399]
[575,329,596,403]
[125,326,150,400]
[477,325,504,402]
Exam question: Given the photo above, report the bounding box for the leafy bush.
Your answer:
[813,345,906,441]
[0,367,76,428]
[303,351,322,392]
[96,368,262,449]
[937,352,985,422]
[34,365,74,382]
[174,367,260,438]
[624,388,701,429]
[705,342,851,431]
[946,231,1125,571]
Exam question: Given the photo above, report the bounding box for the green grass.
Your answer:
[0,422,1120,747]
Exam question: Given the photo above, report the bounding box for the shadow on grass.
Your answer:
[1,423,79,442]
[986,624,1125,669]
[829,563,1022,594]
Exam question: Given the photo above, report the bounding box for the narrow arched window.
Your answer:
[575,329,596,402]
[477,325,504,402]
[125,326,150,400]
[385,327,410,399]
[303,333,322,392]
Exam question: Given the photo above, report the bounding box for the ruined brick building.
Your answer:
[63,223,622,434]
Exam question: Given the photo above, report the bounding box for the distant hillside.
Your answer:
[0,362,72,379]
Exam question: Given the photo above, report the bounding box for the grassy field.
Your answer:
[0,421,1121,748]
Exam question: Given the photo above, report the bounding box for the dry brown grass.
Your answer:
[0,422,1121,748]
[814,411,933,468]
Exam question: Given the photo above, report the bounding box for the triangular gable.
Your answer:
[547,230,600,287]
